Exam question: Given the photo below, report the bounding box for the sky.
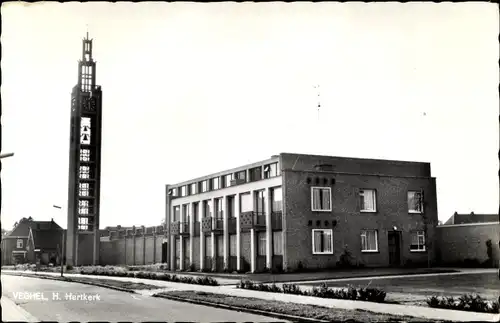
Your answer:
[1,2,498,230]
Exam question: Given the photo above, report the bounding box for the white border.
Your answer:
[361,229,379,252]
[312,229,334,254]
[311,186,332,212]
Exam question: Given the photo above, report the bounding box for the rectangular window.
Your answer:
[182,204,189,222]
[271,187,282,212]
[204,200,212,218]
[190,183,197,195]
[173,206,180,222]
[79,183,90,197]
[258,232,266,256]
[264,162,279,178]
[249,167,262,182]
[359,189,377,212]
[211,177,220,190]
[78,217,89,231]
[235,171,246,181]
[312,229,333,254]
[230,234,237,256]
[227,196,235,218]
[17,239,23,249]
[410,231,426,251]
[193,203,200,222]
[201,180,209,193]
[223,174,233,188]
[79,166,90,180]
[408,191,424,213]
[273,231,283,256]
[255,190,265,213]
[80,149,91,162]
[217,235,224,256]
[361,230,378,252]
[311,187,332,212]
[215,198,223,219]
[180,186,187,197]
[240,193,252,212]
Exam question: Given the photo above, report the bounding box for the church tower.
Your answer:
[66,33,103,266]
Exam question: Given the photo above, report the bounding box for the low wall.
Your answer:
[436,222,500,267]
[99,226,167,266]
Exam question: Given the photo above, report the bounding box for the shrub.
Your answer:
[282,283,303,295]
[427,294,499,313]
[337,248,354,268]
[358,288,386,303]
[66,264,73,271]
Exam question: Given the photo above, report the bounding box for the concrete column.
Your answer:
[250,190,257,273]
[179,236,184,271]
[169,204,175,270]
[200,201,205,270]
[265,187,272,269]
[133,226,136,266]
[152,228,156,264]
[189,202,195,268]
[211,198,216,271]
[223,195,229,270]
[143,226,146,265]
[235,193,241,271]
[250,228,256,273]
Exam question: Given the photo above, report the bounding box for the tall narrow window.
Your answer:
[273,231,283,256]
[173,206,180,222]
[227,196,235,218]
[230,235,237,256]
[204,200,212,218]
[223,174,233,188]
[255,190,265,213]
[215,198,223,219]
[311,187,332,212]
[193,203,200,222]
[359,189,377,212]
[271,187,282,212]
[201,180,209,193]
[249,167,262,182]
[236,171,246,181]
[312,229,333,254]
[258,232,266,256]
[190,183,197,195]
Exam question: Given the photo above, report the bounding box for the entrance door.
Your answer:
[388,231,401,266]
[161,242,168,263]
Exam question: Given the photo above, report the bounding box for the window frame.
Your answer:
[312,229,334,255]
[16,239,23,249]
[410,230,426,252]
[360,230,379,253]
[408,191,424,214]
[359,189,377,213]
[310,186,332,212]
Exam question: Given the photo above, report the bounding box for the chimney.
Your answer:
[51,218,54,222]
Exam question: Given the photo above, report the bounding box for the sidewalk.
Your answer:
[1,294,39,322]
[4,269,499,322]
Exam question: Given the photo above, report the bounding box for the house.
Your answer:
[26,220,64,265]
[443,212,499,225]
[2,217,35,265]
[165,152,438,273]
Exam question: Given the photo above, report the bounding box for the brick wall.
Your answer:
[282,168,438,271]
[77,234,95,265]
[135,236,144,265]
[436,223,500,266]
[125,237,134,265]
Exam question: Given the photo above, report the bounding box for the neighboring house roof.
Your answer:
[6,217,62,238]
[29,228,64,250]
[443,212,499,225]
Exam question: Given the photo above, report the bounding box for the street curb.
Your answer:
[152,293,333,323]
[2,272,138,294]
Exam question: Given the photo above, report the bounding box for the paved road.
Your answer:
[2,275,286,322]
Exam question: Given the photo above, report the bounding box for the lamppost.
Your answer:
[0,152,15,159]
[53,205,65,277]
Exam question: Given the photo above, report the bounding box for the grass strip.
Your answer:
[155,290,450,323]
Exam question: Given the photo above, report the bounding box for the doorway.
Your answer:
[388,231,401,266]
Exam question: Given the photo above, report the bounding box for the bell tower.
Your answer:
[66,32,103,266]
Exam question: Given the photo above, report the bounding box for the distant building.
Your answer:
[26,222,64,265]
[443,212,499,225]
[166,152,438,273]
[2,217,63,265]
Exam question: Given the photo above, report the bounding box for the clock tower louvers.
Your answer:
[66,33,102,266]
